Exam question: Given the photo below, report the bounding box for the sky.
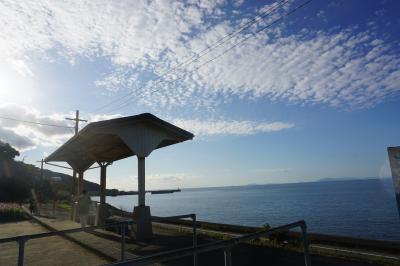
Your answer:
[0,0,399,190]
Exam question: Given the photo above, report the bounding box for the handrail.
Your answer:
[151,213,198,266]
[0,213,198,266]
[107,220,310,266]
[0,220,135,244]
[0,220,136,266]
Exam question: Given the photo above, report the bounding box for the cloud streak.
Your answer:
[173,119,294,137]
[0,103,292,151]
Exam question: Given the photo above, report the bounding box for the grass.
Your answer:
[57,202,72,210]
[154,221,400,266]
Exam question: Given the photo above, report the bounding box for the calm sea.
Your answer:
[95,178,400,241]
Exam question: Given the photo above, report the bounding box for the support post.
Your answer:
[301,223,311,266]
[192,214,198,266]
[224,247,232,266]
[96,163,110,225]
[132,156,153,240]
[138,157,145,206]
[121,224,126,261]
[70,170,77,220]
[17,237,26,266]
[65,110,87,220]
[78,171,84,195]
[100,164,107,205]
[73,170,84,222]
[72,170,77,196]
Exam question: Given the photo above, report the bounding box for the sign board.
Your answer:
[387,146,400,218]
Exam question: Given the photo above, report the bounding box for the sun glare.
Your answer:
[0,61,34,104]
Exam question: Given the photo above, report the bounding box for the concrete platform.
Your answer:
[0,220,108,266]
[33,216,138,262]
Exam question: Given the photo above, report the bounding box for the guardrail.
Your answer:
[0,213,198,266]
[108,220,310,266]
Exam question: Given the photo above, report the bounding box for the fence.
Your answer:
[0,213,198,266]
[108,220,310,266]
[0,215,309,266]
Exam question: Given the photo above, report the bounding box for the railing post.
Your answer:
[17,237,26,266]
[121,223,126,261]
[300,222,311,266]
[224,247,232,266]
[192,214,198,266]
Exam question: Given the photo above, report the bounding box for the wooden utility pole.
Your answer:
[65,110,87,196]
[35,159,44,214]
[66,110,87,135]
[36,159,44,180]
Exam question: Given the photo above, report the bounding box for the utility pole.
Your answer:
[66,110,87,135]
[65,110,87,197]
[36,159,44,180]
[35,158,44,214]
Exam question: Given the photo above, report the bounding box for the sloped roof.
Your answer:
[45,113,194,172]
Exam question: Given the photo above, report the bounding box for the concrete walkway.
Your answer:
[0,220,108,266]
[36,216,139,262]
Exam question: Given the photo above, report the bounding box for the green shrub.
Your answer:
[0,203,26,223]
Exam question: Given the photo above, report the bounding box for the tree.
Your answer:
[0,141,20,161]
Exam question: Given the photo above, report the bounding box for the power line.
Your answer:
[91,0,291,114]
[0,115,74,129]
[106,0,313,114]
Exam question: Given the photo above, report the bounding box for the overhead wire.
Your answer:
[105,0,313,114]
[91,0,291,114]
[0,115,74,129]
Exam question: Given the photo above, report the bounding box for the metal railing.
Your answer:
[0,213,198,266]
[151,214,198,266]
[108,220,310,266]
[0,220,134,266]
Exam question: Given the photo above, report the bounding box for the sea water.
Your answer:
[94,178,400,241]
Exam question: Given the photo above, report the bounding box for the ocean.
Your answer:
[94,178,400,241]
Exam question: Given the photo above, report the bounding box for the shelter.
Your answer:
[45,113,194,239]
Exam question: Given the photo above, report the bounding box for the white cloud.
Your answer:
[0,0,399,114]
[233,0,245,8]
[0,103,73,150]
[108,173,195,190]
[0,103,290,151]
[0,126,35,151]
[252,168,291,173]
[173,119,294,136]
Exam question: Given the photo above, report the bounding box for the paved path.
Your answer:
[0,220,109,266]
[36,216,139,262]
[31,215,196,265]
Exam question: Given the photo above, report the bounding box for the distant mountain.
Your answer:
[317,177,379,182]
[42,168,102,193]
[0,141,123,201]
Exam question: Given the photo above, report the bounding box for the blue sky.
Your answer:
[0,0,399,190]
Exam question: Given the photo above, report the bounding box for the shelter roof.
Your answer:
[45,113,194,171]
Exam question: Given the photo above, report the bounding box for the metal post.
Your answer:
[137,157,145,206]
[224,247,232,266]
[17,237,26,266]
[301,224,311,266]
[192,214,198,266]
[120,223,126,261]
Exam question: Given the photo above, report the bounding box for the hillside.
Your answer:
[0,140,111,202]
